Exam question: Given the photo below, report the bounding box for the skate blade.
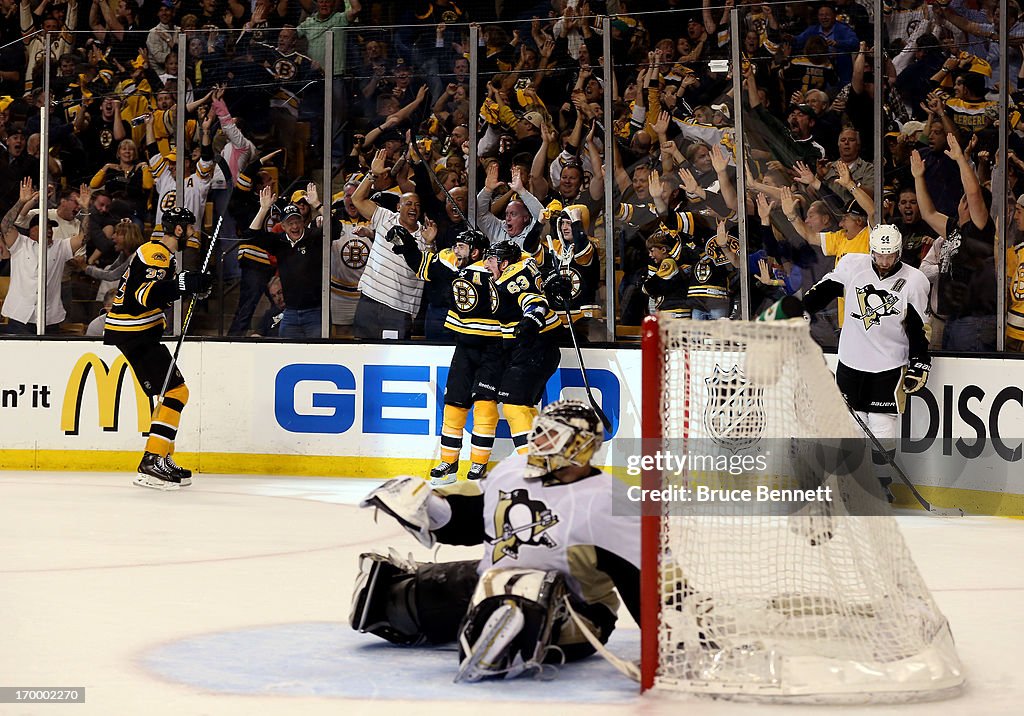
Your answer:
[430,474,458,486]
[133,474,180,491]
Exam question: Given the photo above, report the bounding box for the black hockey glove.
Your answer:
[177,271,213,297]
[903,360,930,395]
[385,224,413,254]
[515,310,545,339]
[542,272,573,304]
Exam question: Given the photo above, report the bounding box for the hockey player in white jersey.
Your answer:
[350,400,640,682]
[801,224,931,500]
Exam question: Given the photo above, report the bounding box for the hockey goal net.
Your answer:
[638,315,963,703]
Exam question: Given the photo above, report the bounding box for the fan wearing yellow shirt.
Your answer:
[780,165,873,325]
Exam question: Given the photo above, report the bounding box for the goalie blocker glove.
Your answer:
[903,360,930,394]
[177,271,213,297]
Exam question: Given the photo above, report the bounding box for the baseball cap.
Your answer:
[792,103,816,119]
[0,95,12,113]
[711,102,731,120]
[164,149,177,163]
[24,214,59,231]
[281,204,303,221]
[380,128,404,144]
[291,189,309,204]
[1016,193,1024,209]
[521,110,544,129]
[844,198,867,218]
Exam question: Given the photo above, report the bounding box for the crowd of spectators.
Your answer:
[0,0,1021,352]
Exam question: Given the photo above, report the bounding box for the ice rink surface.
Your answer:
[1,471,1022,716]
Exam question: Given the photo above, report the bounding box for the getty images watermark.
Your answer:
[622,448,834,505]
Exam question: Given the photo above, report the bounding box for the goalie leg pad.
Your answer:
[349,551,424,645]
[359,475,438,548]
[351,555,481,647]
[455,568,566,682]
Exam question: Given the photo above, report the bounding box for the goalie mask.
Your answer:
[524,399,603,480]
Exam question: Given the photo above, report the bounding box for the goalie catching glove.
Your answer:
[903,360,930,394]
[177,271,213,297]
[359,475,449,548]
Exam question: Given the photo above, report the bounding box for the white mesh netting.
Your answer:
[651,317,963,703]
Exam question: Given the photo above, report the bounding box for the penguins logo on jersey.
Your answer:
[340,238,369,269]
[703,365,766,451]
[451,276,479,312]
[851,284,900,330]
[488,489,559,563]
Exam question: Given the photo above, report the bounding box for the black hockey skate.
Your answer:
[163,455,193,486]
[467,462,488,480]
[134,452,181,491]
[429,460,458,485]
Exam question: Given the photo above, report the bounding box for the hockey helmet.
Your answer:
[524,399,603,480]
[869,224,902,256]
[869,223,903,276]
[455,228,490,253]
[162,206,196,233]
[483,239,521,267]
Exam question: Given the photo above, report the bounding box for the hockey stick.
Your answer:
[156,216,222,403]
[545,237,612,432]
[844,401,964,516]
[414,132,471,226]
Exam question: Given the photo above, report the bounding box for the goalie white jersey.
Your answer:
[476,453,640,613]
[823,252,930,373]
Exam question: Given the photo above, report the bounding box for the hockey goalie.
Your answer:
[350,400,641,682]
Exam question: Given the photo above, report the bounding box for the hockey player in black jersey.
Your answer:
[485,240,563,453]
[390,226,501,484]
[351,400,641,682]
[104,206,213,490]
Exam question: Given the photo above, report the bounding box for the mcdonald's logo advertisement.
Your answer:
[61,352,152,435]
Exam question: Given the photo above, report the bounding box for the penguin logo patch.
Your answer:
[488,489,558,563]
[851,284,900,329]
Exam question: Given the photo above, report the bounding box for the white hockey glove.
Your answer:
[359,475,439,548]
[903,360,930,395]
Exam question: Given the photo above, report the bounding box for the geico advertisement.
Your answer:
[254,343,641,458]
